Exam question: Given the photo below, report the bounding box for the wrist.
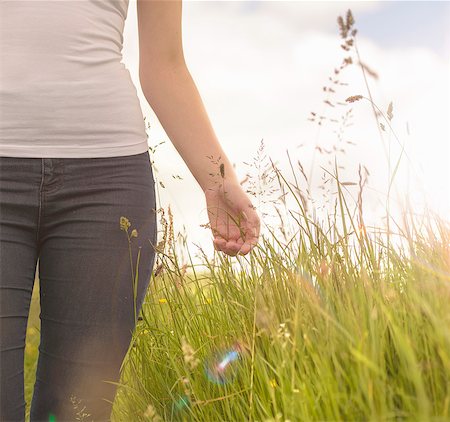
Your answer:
[202,175,240,195]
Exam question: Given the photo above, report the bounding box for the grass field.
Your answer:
[107,184,449,422]
[23,8,450,422]
[24,199,450,421]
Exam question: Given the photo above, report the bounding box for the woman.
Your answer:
[0,0,260,420]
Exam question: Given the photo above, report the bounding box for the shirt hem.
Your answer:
[0,141,149,158]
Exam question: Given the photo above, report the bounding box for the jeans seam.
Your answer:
[36,158,45,244]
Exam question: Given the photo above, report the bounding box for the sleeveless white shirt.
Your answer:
[0,0,149,158]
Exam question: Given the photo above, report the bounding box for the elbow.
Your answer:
[139,56,189,93]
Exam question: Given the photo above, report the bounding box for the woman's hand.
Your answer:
[204,181,260,256]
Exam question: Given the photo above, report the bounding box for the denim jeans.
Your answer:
[0,151,158,421]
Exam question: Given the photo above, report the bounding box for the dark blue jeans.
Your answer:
[0,151,158,421]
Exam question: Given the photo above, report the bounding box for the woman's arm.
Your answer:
[136,0,260,256]
[137,0,238,192]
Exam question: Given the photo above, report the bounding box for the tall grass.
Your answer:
[110,171,449,421]
[109,10,450,421]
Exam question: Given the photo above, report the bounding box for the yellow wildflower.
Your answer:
[120,216,131,232]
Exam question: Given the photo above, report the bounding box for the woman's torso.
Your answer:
[0,0,149,158]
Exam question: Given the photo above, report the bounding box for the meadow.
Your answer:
[24,9,449,422]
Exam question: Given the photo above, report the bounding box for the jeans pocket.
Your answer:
[79,152,153,189]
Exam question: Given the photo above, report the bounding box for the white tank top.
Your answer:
[0,0,149,158]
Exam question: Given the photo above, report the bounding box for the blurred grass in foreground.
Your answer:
[111,168,449,421]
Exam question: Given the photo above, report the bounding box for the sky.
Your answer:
[122,1,450,262]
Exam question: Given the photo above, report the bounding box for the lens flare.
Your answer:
[48,413,56,422]
[173,393,190,412]
[204,344,242,385]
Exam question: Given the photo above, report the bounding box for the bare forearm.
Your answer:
[140,62,239,192]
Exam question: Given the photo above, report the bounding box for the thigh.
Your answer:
[30,152,158,421]
[0,157,41,421]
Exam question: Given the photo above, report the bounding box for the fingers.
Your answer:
[237,234,259,255]
[213,237,242,256]
[237,215,260,255]
[213,226,259,256]
[241,208,260,239]
[212,206,260,256]
[213,237,227,251]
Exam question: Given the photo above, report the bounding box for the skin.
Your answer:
[136,0,260,256]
